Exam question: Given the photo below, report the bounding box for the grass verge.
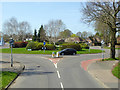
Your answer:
[112,62,120,79]
[0,71,17,89]
[0,48,103,54]
[104,47,120,49]
[102,57,120,61]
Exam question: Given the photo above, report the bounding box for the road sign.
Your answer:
[43,41,46,45]
[9,38,14,67]
[9,39,14,45]
[101,40,105,45]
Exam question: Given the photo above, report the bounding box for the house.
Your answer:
[85,36,101,46]
[117,36,120,43]
[65,37,83,43]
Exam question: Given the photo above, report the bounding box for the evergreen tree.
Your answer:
[32,29,37,41]
[37,28,40,42]
[39,25,46,42]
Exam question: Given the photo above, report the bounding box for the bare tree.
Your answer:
[59,29,73,39]
[94,20,111,45]
[76,32,82,37]
[45,20,66,44]
[82,1,120,59]
[3,17,32,41]
[3,17,18,41]
[18,21,31,41]
[81,31,88,39]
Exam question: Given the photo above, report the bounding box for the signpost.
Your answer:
[101,40,105,60]
[88,42,90,52]
[9,38,14,67]
[43,41,46,52]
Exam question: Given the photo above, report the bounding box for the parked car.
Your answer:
[59,48,77,55]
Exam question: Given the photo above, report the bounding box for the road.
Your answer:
[2,48,119,88]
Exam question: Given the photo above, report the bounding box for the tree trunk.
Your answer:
[110,29,116,59]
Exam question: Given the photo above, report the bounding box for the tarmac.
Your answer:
[1,44,120,89]
[87,59,119,88]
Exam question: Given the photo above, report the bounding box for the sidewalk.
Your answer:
[1,58,25,73]
[87,60,119,88]
[0,57,25,89]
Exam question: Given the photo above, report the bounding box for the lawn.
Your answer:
[77,49,103,54]
[0,48,103,54]
[0,71,17,89]
[112,62,120,79]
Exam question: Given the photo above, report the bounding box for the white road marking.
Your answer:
[54,63,57,68]
[41,57,48,59]
[57,70,61,78]
[60,82,64,89]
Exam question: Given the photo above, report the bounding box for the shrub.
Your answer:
[26,42,39,50]
[36,43,43,50]
[13,41,28,48]
[61,44,81,51]
[26,42,56,50]
[45,44,56,50]
[80,43,89,49]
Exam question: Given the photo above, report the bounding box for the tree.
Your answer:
[94,21,111,45]
[3,17,32,41]
[37,27,41,42]
[37,25,46,42]
[26,33,33,40]
[18,21,31,41]
[81,31,88,39]
[76,32,82,37]
[3,34,10,42]
[45,20,66,44]
[59,29,73,39]
[82,2,120,59]
[32,29,37,41]
[71,34,78,37]
[40,25,46,42]
[3,17,18,41]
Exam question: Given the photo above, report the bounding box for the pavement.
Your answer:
[0,53,25,89]
[0,44,24,73]
[82,58,119,88]
[1,58,25,73]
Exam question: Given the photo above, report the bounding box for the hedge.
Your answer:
[26,42,56,50]
[61,44,81,51]
[13,41,28,48]
[80,43,89,49]
[26,42,38,50]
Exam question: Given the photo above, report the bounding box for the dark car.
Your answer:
[59,48,77,55]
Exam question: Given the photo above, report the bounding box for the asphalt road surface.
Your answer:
[1,48,119,88]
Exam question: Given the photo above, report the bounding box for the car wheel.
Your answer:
[62,53,64,55]
[73,52,76,55]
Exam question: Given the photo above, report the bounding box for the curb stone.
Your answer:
[4,63,25,90]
